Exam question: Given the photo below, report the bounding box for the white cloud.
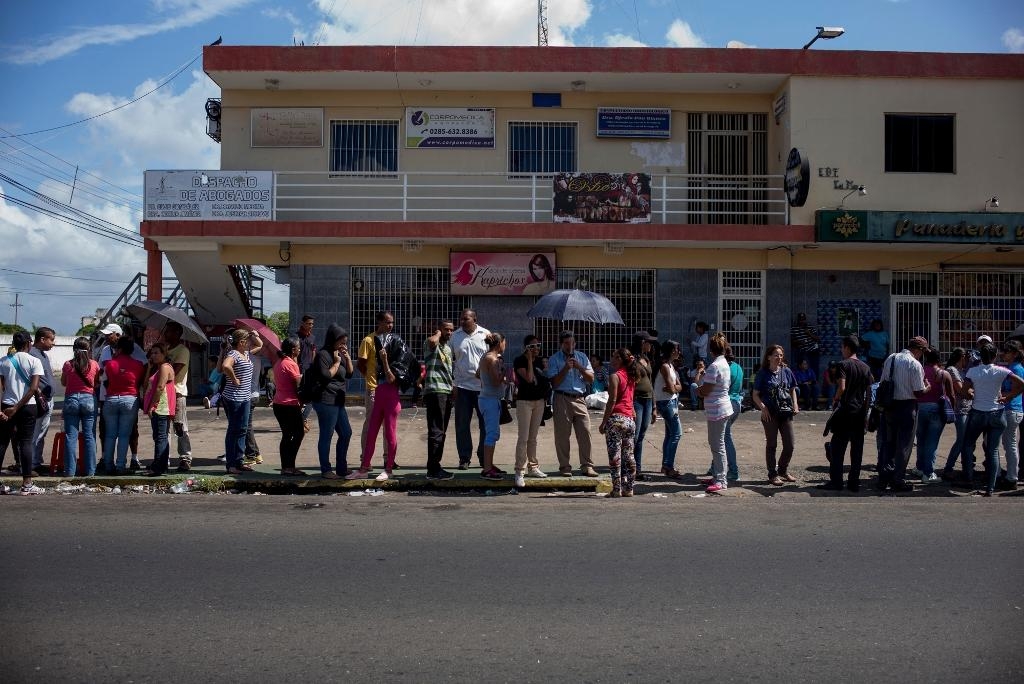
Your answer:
[309,0,590,46]
[1004,28,1024,53]
[4,0,253,65]
[727,40,756,49]
[665,19,706,48]
[604,33,648,48]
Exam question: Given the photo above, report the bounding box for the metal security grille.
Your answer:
[936,271,1024,353]
[350,266,470,361]
[686,113,768,224]
[508,121,578,175]
[330,120,399,173]
[533,269,655,362]
[718,270,765,386]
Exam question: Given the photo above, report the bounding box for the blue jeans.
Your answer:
[632,398,653,470]
[962,408,1007,492]
[656,398,681,470]
[723,398,741,478]
[942,412,968,474]
[221,397,250,471]
[313,401,352,474]
[102,395,138,471]
[1001,410,1022,483]
[63,392,96,476]
[150,413,170,473]
[454,388,484,465]
[914,402,945,476]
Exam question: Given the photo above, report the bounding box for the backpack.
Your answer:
[296,365,323,404]
[395,349,422,393]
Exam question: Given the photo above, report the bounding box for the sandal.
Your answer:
[780,472,797,482]
[321,471,340,480]
[303,419,311,433]
[227,465,255,474]
[769,475,784,486]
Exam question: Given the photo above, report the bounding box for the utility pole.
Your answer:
[10,293,23,328]
[537,0,549,47]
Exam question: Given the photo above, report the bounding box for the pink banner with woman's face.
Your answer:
[450,252,557,295]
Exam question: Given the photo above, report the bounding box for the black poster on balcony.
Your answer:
[552,173,651,224]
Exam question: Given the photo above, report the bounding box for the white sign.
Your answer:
[405,107,495,148]
[251,108,323,147]
[144,171,274,221]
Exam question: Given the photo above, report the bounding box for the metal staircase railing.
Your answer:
[229,265,264,318]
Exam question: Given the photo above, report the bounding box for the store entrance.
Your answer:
[891,297,938,348]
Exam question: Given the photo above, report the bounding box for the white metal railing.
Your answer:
[273,171,787,225]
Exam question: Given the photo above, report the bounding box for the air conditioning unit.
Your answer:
[205,98,222,143]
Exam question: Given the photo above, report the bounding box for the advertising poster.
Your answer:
[405,107,495,148]
[450,252,557,295]
[552,172,651,223]
[144,170,274,221]
[837,307,860,337]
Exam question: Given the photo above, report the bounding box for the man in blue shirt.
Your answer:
[547,331,597,477]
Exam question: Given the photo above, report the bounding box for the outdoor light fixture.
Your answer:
[603,241,625,256]
[278,241,291,263]
[838,185,866,209]
[803,26,845,49]
[402,240,424,253]
[984,195,999,211]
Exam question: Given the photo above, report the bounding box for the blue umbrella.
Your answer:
[527,289,624,325]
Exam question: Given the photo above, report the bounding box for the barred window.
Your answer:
[330,120,399,173]
[508,121,577,175]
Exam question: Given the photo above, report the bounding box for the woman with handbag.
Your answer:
[752,344,800,486]
[220,328,262,475]
[513,335,550,487]
[0,331,44,494]
[940,348,972,482]
[475,333,507,481]
[141,343,176,476]
[598,347,640,497]
[60,336,99,477]
[273,336,308,477]
[914,347,954,484]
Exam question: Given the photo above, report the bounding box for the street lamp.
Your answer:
[838,185,867,209]
[803,26,845,49]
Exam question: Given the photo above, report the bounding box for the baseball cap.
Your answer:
[909,336,929,349]
[977,334,993,343]
[633,330,657,342]
[100,323,123,336]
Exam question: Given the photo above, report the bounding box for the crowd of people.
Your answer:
[1,310,1022,498]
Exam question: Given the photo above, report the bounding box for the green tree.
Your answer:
[76,324,98,337]
[0,321,28,334]
[266,311,289,340]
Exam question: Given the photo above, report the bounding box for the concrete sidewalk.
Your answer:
[4,397,1009,498]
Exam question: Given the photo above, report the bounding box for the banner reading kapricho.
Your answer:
[450,252,557,295]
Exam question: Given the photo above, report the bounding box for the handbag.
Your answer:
[939,395,956,424]
[874,356,896,410]
[499,382,514,425]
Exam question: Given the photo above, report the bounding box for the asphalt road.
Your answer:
[2,495,1022,683]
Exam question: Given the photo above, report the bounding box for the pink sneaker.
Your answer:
[344,469,369,480]
[706,482,727,494]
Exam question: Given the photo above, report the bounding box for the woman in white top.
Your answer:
[654,340,683,478]
[698,333,735,493]
[962,342,1024,495]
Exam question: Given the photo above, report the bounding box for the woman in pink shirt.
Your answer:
[60,337,99,476]
[272,337,307,476]
[598,347,640,497]
[101,336,144,474]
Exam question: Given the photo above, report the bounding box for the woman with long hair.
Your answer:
[751,344,799,486]
[60,336,99,476]
[940,347,971,481]
[599,347,640,497]
[273,336,308,476]
[141,343,176,476]
[997,340,1024,490]
[962,343,1024,495]
[513,334,550,487]
[722,344,744,482]
[654,340,683,478]
[0,331,43,494]
[914,347,953,483]
[698,333,735,493]
[476,332,508,481]
[102,335,145,475]
[629,332,656,480]
[311,325,353,479]
[220,328,263,474]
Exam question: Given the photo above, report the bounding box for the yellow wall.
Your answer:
[786,76,1024,223]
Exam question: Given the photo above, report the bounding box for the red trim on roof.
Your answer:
[203,45,1024,80]
[141,220,815,243]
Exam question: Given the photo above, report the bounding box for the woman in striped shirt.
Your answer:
[220,328,262,474]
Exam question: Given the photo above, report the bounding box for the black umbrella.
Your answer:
[526,288,625,325]
[126,301,207,344]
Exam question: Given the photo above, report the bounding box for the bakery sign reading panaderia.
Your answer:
[893,218,1023,241]
[816,210,1024,244]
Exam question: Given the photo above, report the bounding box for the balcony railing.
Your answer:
[273,171,788,225]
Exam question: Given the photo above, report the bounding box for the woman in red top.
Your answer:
[60,337,100,476]
[101,336,144,474]
[273,337,307,476]
[598,347,641,497]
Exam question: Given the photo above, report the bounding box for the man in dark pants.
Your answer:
[422,320,456,480]
[878,336,929,492]
[820,335,872,492]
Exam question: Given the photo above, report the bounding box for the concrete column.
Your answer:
[145,239,162,301]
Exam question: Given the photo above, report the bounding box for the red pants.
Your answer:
[360,382,400,471]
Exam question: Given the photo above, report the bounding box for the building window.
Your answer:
[330,120,399,173]
[718,270,765,385]
[884,114,955,173]
[508,121,577,175]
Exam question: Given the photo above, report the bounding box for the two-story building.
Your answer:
[141,45,1024,387]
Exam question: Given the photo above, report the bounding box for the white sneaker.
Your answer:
[374,471,390,482]
[922,472,941,484]
[526,467,548,478]
[514,473,526,488]
[203,397,211,409]
[20,483,44,495]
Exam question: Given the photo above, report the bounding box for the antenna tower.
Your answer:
[537,0,549,46]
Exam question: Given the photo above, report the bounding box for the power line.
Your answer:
[0,192,142,247]
[0,266,131,283]
[0,151,142,211]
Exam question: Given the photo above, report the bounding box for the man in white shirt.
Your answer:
[878,335,929,491]
[450,309,489,469]
[28,327,55,474]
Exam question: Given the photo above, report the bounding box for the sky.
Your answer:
[1,0,1022,335]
